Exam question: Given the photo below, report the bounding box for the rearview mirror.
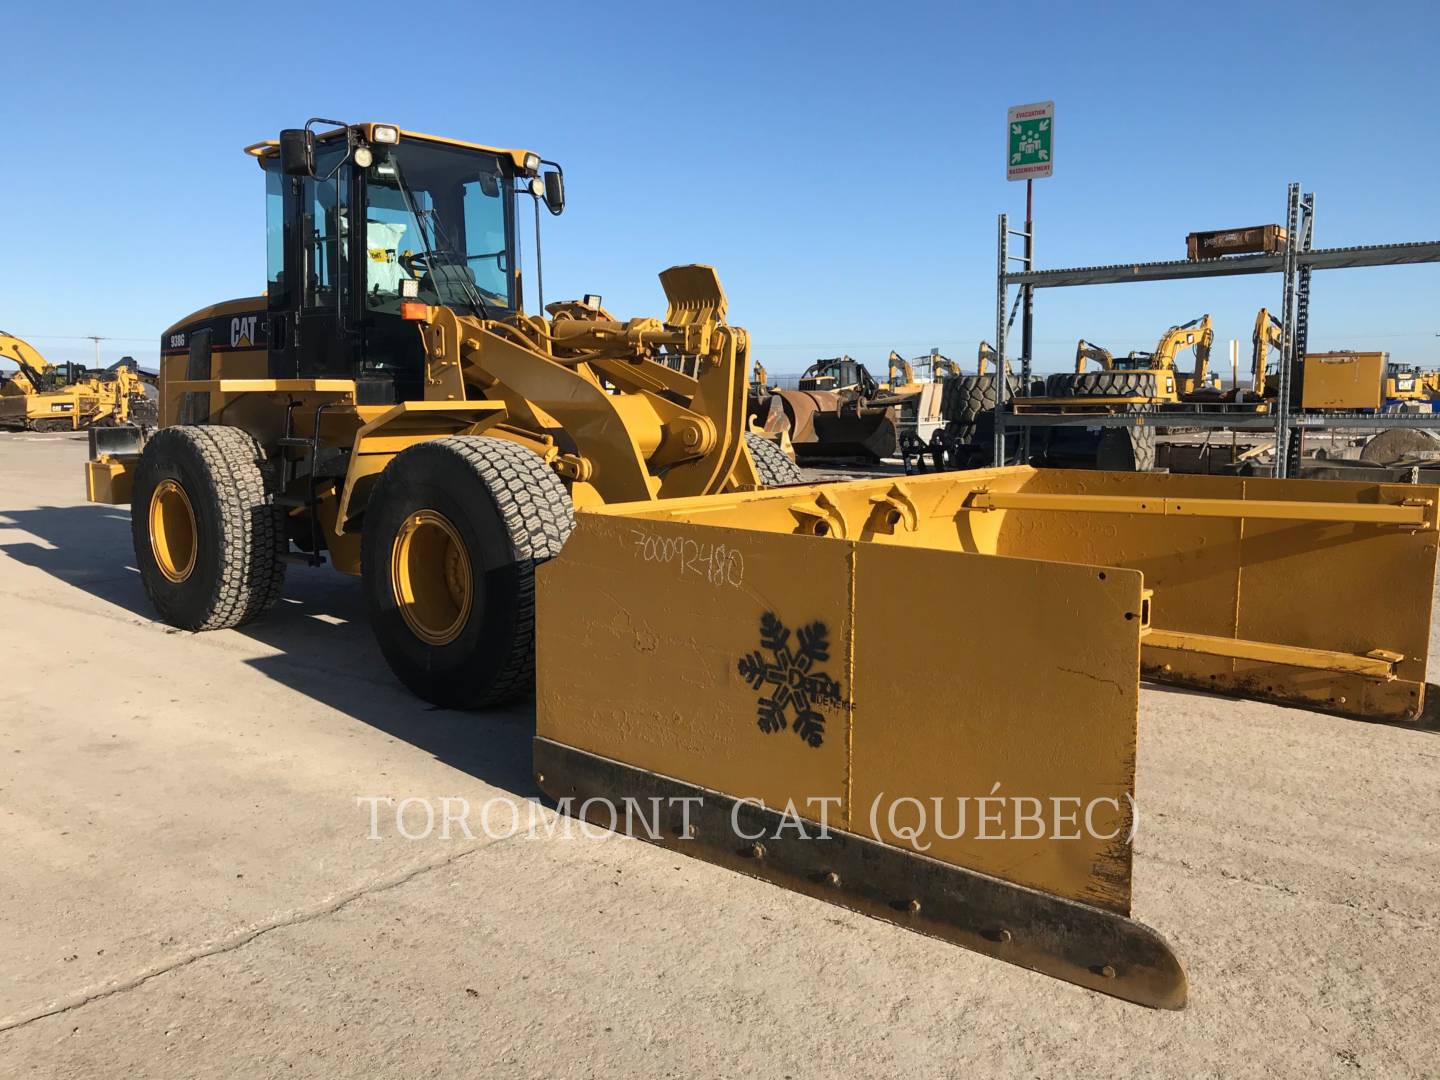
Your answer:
[279,128,316,177]
[542,169,565,216]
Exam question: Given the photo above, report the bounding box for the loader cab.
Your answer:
[799,358,879,398]
[258,125,533,403]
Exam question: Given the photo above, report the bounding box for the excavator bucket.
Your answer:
[535,468,1437,1008]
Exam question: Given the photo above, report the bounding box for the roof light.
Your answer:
[523,153,540,175]
[353,146,374,168]
[372,125,400,144]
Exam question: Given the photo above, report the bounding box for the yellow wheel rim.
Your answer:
[149,478,197,584]
[391,510,473,646]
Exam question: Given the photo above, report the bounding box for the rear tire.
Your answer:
[1095,425,1156,471]
[745,431,803,487]
[131,425,287,630]
[361,436,575,709]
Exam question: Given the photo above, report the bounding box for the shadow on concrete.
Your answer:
[0,503,536,794]
[1143,672,1439,735]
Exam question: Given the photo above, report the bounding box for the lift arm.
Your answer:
[1074,339,1115,373]
[1251,308,1283,399]
[0,331,56,396]
[977,341,1013,377]
[886,351,915,391]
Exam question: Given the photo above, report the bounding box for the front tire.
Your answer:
[131,425,287,630]
[361,436,575,709]
[744,431,803,487]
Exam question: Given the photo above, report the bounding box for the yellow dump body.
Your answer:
[535,466,1436,1007]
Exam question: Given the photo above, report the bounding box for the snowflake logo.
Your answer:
[737,612,843,748]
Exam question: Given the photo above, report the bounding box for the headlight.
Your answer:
[353,146,374,168]
[523,152,540,175]
[372,125,400,144]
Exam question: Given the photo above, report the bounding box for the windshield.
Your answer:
[362,140,512,316]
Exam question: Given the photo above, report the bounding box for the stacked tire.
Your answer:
[1045,370,1161,400]
[1036,370,1157,472]
[940,374,1020,448]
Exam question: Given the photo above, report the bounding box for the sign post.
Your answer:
[1003,101,1054,466]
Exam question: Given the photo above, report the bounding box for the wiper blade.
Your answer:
[391,164,490,321]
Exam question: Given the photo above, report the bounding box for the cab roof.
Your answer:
[243,124,535,171]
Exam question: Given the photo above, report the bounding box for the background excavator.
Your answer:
[1230,308,1283,405]
[1012,316,1223,470]
[1042,316,1220,404]
[0,331,154,431]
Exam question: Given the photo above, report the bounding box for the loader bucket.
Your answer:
[534,467,1437,1008]
[775,388,899,462]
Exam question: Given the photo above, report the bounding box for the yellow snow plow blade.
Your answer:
[534,467,1437,1008]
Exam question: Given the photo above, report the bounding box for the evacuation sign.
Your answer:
[1007,101,1054,181]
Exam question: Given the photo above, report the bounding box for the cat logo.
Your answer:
[230,314,259,348]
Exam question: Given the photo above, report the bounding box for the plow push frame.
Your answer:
[535,466,1438,1008]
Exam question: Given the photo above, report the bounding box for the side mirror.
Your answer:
[279,128,316,177]
[542,169,565,216]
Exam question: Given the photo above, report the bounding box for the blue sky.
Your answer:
[4,0,1437,376]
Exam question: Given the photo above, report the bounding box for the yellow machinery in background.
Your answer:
[770,356,899,462]
[1238,307,1283,405]
[1300,351,1390,410]
[1,331,149,431]
[882,350,915,392]
[932,352,961,379]
[1382,362,1427,408]
[1035,316,1221,405]
[1239,316,1426,413]
[85,121,1440,1011]
[881,350,951,465]
[1005,316,1225,471]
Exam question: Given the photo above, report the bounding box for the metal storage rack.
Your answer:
[992,183,1440,476]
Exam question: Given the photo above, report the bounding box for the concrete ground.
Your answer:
[2,431,1438,1079]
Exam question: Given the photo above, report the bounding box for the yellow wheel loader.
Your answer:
[87,120,800,698]
[772,356,900,462]
[86,121,1440,1010]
